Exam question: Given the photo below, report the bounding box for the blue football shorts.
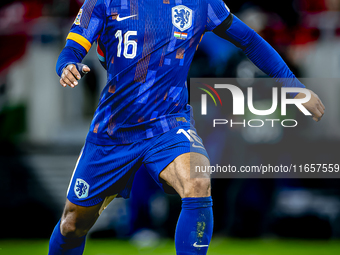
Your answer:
[67,123,209,207]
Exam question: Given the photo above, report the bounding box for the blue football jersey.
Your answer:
[66,0,230,144]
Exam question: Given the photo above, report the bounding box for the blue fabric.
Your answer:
[224,15,305,98]
[56,0,231,145]
[67,122,209,206]
[67,0,106,45]
[206,0,231,31]
[48,220,86,255]
[175,197,214,255]
[56,41,86,77]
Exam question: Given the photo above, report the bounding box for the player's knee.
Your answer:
[60,214,88,238]
[182,178,211,198]
[60,217,76,238]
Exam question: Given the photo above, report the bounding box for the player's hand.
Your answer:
[294,89,325,122]
[60,64,91,88]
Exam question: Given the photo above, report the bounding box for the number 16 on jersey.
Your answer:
[115,30,137,59]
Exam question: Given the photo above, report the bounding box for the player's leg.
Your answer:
[144,124,212,254]
[159,152,213,255]
[48,139,142,254]
[48,195,116,255]
[48,199,102,255]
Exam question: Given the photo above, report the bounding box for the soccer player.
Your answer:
[49,0,325,254]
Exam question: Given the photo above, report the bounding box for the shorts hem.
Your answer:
[67,194,105,207]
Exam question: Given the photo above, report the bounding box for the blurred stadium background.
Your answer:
[1,0,340,254]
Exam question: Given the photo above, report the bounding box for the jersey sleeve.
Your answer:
[206,0,231,31]
[212,15,305,97]
[66,0,106,53]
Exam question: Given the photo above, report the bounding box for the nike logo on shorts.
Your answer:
[116,14,137,21]
[193,242,209,248]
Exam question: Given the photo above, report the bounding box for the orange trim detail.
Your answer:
[66,32,92,52]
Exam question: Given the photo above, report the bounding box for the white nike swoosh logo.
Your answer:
[193,242,209,248]
[116,14,137,21]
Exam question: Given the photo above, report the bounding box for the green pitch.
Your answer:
[1,238,340,255]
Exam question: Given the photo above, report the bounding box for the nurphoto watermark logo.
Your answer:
[196,81,311,128]
[189,78,336,179]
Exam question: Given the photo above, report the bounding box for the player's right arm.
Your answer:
[56,0,106,88]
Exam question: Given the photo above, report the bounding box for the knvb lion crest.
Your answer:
[172,5,193,31]
[74,178,89,199]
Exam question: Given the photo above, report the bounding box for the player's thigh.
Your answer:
[144,124,211,198]
[159,152,211,198]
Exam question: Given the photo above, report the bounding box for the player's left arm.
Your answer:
[212,14,325,122]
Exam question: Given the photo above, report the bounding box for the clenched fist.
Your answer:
[60,64,91,88]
